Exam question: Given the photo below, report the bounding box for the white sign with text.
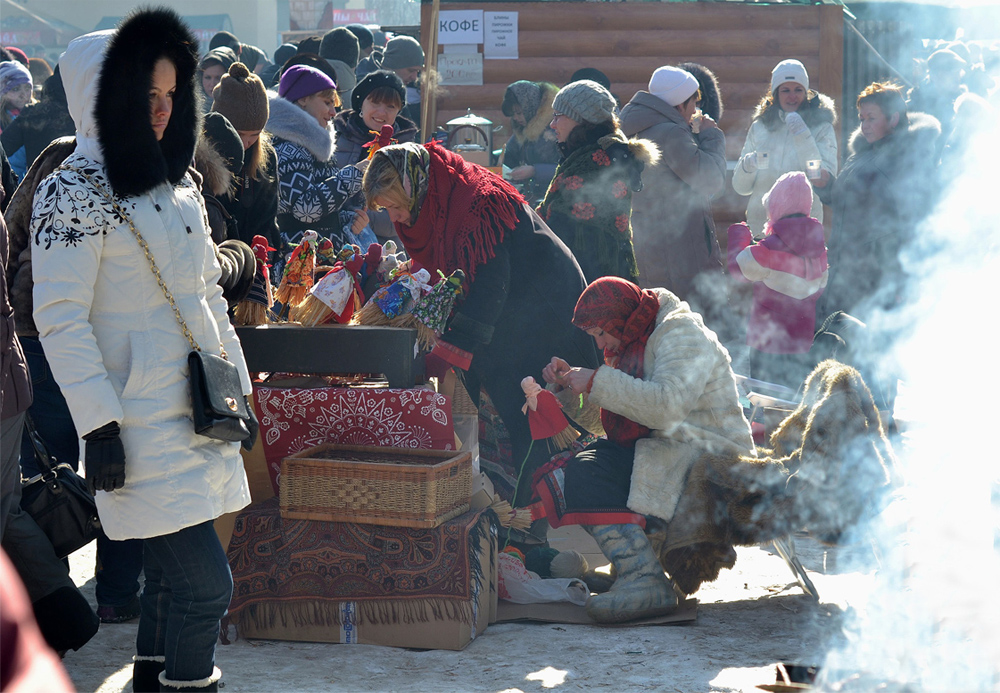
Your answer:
[484,12,518,59]
[438,52,484,86]
[438,10,484,45]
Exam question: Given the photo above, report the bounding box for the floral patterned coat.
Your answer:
[536,132,651,284]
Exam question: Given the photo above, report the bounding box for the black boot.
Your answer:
[133,657,165,693]
[159,666,222,692]
[32,585,100,653]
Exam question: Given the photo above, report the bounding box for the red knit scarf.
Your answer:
[395,142,525,283]
[572,277,660,448]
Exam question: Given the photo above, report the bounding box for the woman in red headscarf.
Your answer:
[537,276,754,624]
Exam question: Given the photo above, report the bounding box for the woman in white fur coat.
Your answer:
[537,276,753,624]
[266,64,367,269]
[30,10,254,691]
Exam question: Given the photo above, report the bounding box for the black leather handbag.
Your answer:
[20,414,102,559]
[59,165,252,444]
[189,350,251,442]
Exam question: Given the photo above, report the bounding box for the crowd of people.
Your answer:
[0,9,998,689]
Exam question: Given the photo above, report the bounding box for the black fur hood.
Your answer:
[677,62,724,122]
[754,91,837,132]
[85,8,201,196]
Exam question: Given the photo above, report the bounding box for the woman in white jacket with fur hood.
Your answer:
[733,59,838,236]
[536,277,753,625]
[30,10,254,692]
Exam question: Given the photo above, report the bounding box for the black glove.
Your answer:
[82,421,126,495]
[242,396,258,451]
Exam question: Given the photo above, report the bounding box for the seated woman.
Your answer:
[536,276,754,623]
[362,142,599,519]
[265,64,367,270]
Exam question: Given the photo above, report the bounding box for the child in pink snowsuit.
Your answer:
[728,171,828,389]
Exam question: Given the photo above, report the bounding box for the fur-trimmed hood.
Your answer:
[74,8,202,196]
[510,82,559,145]
[266,90,337,162]
[677,62,724,122]
[598,131,661,167]
[754,91,837,131]
[847,110,941,158]
[193,136,233,198]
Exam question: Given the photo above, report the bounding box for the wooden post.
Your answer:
[422,0,441,143]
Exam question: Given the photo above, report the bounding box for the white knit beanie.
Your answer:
[771,59,809,94]
[648,66,699,107]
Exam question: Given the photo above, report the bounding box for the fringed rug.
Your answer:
[252,386,456,494]
[227,498,492,631]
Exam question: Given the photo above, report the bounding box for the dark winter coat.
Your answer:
[501,82,561,204]
[438,202,599,499]
[220,144,280,248]
[815,112,941,320]
[536,129,658,284]
[333,109,416,242]
[1,186,30,420]
[728,217,828,354]
[620,91,726,310]
[0,75,75,179]
[265,91,363,252]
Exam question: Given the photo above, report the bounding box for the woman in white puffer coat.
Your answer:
[30,10,253,692]
[733,59,838,236]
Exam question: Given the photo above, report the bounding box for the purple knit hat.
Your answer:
[279,64,336,103]
[763,171,813,225]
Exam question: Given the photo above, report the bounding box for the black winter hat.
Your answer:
[297,36,322,55]
[203,112,245,176]
[209,31,240,53]
[279,53,339,85]
[346,24,374,51]
[320,27,360,69]
[351,70,405,112]
[273,43,297,66]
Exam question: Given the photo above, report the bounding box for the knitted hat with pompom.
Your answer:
[212,62,269,131]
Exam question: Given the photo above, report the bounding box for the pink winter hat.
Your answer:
[763,171,813,222]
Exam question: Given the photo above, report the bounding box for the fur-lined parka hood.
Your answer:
[677,62,724,122]
[511,82,559,145]
[754,91,837,131]
[266,90,337,162]
[193,136,233,198]
[847,110,941,159]
[67,8,201,196]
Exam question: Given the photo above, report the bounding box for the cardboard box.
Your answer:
[234,511,497,651]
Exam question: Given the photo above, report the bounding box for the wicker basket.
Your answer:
[279,444,473,528]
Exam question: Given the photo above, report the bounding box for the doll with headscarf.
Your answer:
[362,141,600,527]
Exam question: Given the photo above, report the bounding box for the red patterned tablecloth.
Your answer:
[252,386,455,494]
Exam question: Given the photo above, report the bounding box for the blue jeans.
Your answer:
[18,336,143,607]
[137,521,233,682]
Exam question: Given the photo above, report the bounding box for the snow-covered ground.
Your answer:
[61,531,867,693]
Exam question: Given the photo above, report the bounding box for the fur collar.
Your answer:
[511,82,558,145]
[847,110,941,158]
[193,137,233,198]
[95,8,201,196]
[754,91,837,131]
[597,131,661,167]
[266,91,337,161]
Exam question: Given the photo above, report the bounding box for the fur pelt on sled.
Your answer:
[646,359,898,596]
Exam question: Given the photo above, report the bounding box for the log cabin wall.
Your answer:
[420,1,844,234]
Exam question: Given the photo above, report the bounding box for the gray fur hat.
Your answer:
[552,79,615,125]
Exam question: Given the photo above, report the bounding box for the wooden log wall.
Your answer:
[420,1,844,231]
